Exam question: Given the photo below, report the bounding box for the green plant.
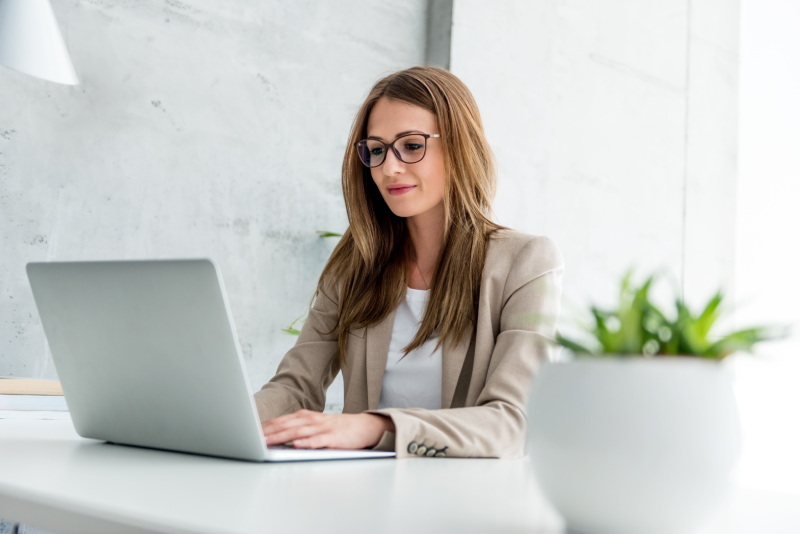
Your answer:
[281,230,343,336]
[557,272,787,360]
[281,315,304,336]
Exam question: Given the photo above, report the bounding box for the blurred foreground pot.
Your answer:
[526,358,740,534]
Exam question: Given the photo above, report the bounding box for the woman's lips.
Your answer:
[387,185,416,196]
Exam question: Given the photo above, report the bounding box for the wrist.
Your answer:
[377,414,395,433]
[365,413,395,436]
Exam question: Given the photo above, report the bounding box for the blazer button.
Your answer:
[407,442,418,454]
[415,445,427,456]
[425,448,436,457]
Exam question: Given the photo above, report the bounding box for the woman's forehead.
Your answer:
[366,98,438,139]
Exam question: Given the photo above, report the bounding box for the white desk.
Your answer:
[0,420,798,534]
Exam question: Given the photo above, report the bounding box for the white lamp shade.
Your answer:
[0,0,78,85]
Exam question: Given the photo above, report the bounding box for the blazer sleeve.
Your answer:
[253,281,341,421]
[368,236,564,459]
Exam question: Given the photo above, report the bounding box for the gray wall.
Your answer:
[1,0,740,401]
[451,0,739,315]
[0,0,427,410]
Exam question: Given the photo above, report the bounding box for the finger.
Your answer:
[264,409,320,426]
[266,427,320,446]
[263,416,312,434]
[293,432,333,449]
[263,411,323,434]
[263,419,319,436]
[264,423,326,445]
[262,410,310,431]
[270,409,316,422]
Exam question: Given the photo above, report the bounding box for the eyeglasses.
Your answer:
[355,133,440,168]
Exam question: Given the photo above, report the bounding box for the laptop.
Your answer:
[26,259,395,462]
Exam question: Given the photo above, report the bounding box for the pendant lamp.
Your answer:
[0,0,78,85]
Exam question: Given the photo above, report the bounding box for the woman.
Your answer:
[257,67,563,459]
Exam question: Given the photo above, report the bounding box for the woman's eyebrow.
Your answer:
[366,130,425,141]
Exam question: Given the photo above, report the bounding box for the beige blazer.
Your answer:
[254,230,564,459]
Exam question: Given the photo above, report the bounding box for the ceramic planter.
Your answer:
[526,357,740,534]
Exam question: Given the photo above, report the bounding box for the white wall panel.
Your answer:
[683,0,740,307]
[451,0,738,316]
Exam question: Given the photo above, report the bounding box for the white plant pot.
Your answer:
[526,357,740,534]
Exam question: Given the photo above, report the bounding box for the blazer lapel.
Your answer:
[441,330,472,409]
[366,308,396,410]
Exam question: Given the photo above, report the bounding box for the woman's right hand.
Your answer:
[262,410,394,450]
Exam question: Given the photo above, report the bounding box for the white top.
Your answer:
[377,287,442,410]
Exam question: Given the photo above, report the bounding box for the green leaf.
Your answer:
[564,269,786,359]
[281,314,306,336]
[705,326,789,359]
[696,291,724,339]
[674,298,708,355]
[590,307,612,351]
[603,272,654,354]
[317,231,343,238]
[555,334,596,355]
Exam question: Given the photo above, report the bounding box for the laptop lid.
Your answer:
[27,259,269,461]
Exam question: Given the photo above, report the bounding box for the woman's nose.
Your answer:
[382,148,405,175]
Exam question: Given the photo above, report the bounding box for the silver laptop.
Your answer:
[26,259,395,462]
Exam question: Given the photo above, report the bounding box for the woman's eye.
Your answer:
[404,143,423,151]
[370,147,385,157]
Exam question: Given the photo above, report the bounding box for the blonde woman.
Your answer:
[257,67,563,459]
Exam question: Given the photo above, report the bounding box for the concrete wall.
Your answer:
[0,0,428,411]
[0,2,750,532]
[450,0,739,314]
[1,0,740,397]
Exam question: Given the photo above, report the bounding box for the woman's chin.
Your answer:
[388,206,430,219]
[385,198,444,220]
[384,199,420,219]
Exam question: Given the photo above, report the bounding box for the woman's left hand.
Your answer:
[262,409,395,450]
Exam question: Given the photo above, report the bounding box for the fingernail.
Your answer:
[264,436,270,444]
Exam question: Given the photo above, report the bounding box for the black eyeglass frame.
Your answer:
[354,133,441,168]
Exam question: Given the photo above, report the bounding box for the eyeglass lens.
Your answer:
[356,134,428,168]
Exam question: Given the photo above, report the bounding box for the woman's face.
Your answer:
[366,97,446,220]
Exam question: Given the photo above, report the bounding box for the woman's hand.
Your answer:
[261,410,395,450]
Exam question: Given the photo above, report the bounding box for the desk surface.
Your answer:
[0,420,798,534]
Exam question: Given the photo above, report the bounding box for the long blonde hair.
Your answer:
[318,67,501,365]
